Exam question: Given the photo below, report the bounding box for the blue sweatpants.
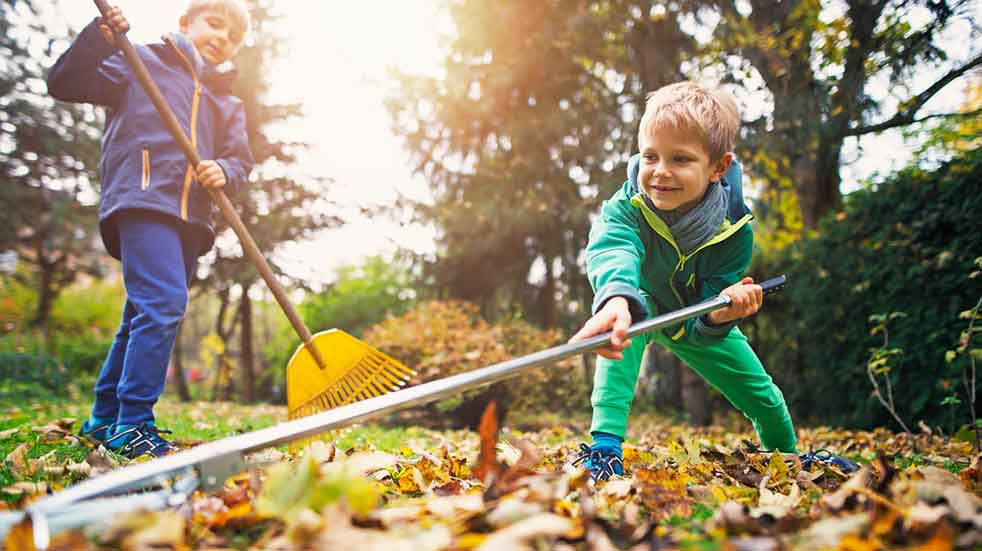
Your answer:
[92,211,202,425]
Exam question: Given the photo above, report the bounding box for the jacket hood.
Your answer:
[626,153,751,221]
[161,32,239,93]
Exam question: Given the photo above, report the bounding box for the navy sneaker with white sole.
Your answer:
[799,449,860,473]
[106,423,178,460]
[572,442,624,482]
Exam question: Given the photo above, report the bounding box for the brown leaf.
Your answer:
[2,481,47,497]
[101,510,186,548]
[0,427,21,440]
[31,421,72,442]
[3,518,34,551]
[475,513,572,550]
[65,460,92,478]
[473,400,502,484]
[5,443,31,478]
[48,529,94,551]
[84,447,120,476]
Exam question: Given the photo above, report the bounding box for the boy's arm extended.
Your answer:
[47,18,129,106]
[212,101,254,197]
[684,224,754,345]
[586,187,649,322]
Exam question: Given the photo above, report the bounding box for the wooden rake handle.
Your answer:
[92,0,328,371]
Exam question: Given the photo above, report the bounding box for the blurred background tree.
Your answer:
[0,0,105,341]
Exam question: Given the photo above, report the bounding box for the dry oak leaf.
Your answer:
[4,443,32,478]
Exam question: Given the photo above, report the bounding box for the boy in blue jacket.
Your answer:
[570,82,857,480]
[47,1,254,459]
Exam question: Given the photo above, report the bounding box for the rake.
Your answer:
[14,275,789,550]
[90,0,415,419]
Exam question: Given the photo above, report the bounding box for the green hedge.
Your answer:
[750,148,982,429]
[0,353,70,400]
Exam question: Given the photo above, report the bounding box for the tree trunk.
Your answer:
[33,248,55,348]
[649,346,682,412]
[211,287,239,402]
[239,286,256,403]
[541,256,557,327]
[681,364,711,426]
[171,323,192,402]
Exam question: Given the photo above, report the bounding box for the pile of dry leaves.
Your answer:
[4,404,981,550]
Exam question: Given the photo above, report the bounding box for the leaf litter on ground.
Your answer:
[1,401,980,550]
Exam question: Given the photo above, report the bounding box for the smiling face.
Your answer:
[180,8,245,66]
[637,122,732,214]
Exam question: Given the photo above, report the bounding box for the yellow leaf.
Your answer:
[396,466,425,493]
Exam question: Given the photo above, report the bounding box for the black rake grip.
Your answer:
[759,274,788,295]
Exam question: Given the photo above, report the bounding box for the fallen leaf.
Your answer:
[2,481,47,496]
[475,513,572,550]
[473,401,502,484]
[0,427,21,439]
[751,478,801,519]
[2,518,32,551]
[5,443,31,478]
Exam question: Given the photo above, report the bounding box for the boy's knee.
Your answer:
[146,289,188,327]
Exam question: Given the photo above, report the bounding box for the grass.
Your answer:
[0,392,477,505]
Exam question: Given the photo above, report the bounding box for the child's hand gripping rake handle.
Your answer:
[581,274,787,347]
[91,0,328,371]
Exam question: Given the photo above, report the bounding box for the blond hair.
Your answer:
[639,82,740,161]
[185,0,251,39]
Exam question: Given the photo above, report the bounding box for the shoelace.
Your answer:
[572,443,623,482]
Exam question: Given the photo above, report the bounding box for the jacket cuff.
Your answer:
[213,159,240,196]
[694,314,735,337]
[592,282,648,321]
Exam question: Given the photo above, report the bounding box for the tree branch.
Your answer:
[846,53,982,137]
[850,108,982,136]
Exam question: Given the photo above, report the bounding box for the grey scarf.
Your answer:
[651,181,728,255]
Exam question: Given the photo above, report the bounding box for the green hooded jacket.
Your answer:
[586,154,754,346]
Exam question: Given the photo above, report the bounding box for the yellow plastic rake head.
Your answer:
[286,329,416,421]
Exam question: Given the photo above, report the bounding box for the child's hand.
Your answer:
[569,296,632,360]
[97,6,130,46]
[708,277,763,325]
[195,161,227,189]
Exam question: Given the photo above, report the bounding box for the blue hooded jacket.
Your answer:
[47,18,254,259]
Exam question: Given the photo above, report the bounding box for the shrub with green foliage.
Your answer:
[0,276,122,376]
[751,148,982,429]
[364,300,589,428]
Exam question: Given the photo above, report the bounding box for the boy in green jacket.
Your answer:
[569,82,856,480]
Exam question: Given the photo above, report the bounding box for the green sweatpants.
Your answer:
[590,320,798,453]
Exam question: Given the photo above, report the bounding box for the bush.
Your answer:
[0,329,112,376]
[363,300,589,428]
[0,275,121,376]
[0,353,69,401]
[750,148,982,429]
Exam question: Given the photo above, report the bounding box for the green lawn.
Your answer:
[0,395,486,506]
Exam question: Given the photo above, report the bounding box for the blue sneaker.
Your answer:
[799,449,860,473]
[78,418,114,445]
[106,423,178,459]
[572,443,624,482]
